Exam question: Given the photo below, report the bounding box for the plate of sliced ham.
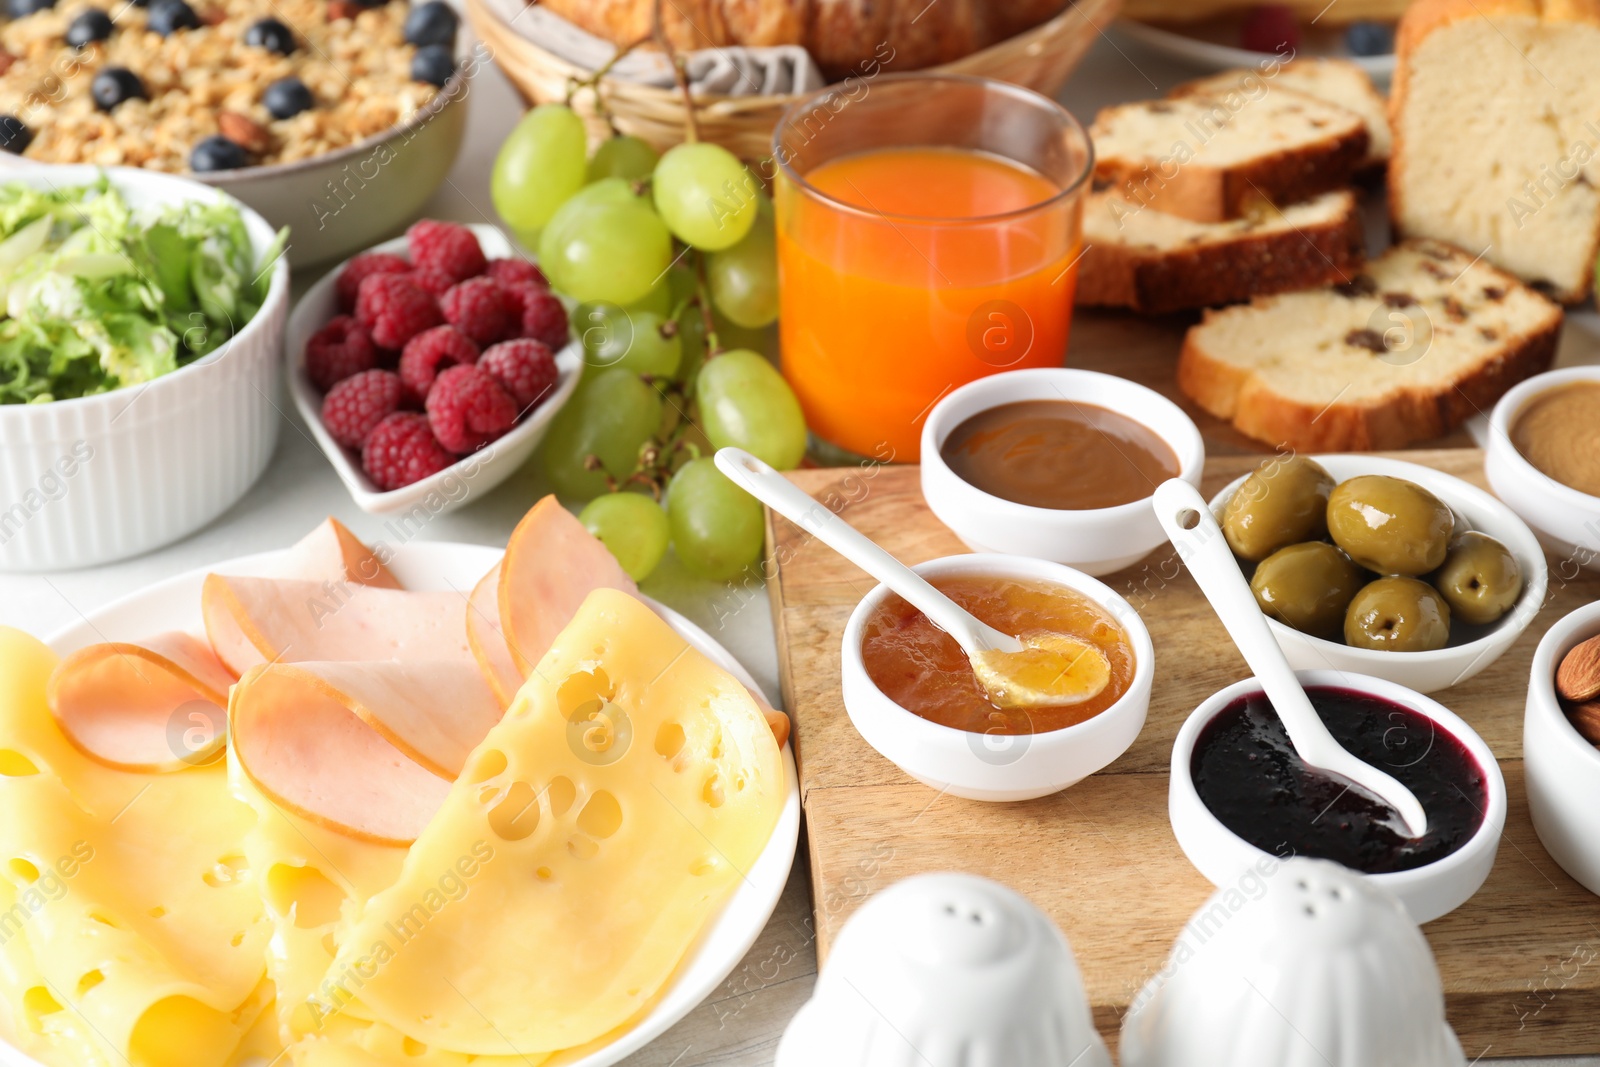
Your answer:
[36,501,799,1067]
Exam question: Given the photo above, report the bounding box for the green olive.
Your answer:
[1326,475,1454,576]
[1250,542,1368,640]
[1344,576,1452,652]
[1430,531,1523,625]
[1221,456,1336,562]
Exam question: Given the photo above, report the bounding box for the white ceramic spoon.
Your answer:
[1153,478,1429,839]
[716,448,1111,709]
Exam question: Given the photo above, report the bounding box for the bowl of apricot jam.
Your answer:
[1169,669,1506,924]
[921,368,1205,576]
[841,553,1155,802]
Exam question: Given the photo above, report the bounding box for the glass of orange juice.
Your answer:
[773,73,1092,464]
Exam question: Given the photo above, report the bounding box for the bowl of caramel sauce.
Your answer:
[920,369,1205,576]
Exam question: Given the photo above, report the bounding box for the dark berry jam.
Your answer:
[1191,686,1487,874]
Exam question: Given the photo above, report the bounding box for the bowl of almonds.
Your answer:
[1525,601,1600,897]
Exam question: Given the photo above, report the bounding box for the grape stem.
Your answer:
[650,0,700,143]
[693,252,722,358]
[564,31,652,132]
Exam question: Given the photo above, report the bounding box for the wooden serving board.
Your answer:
[766,450,1600,1058]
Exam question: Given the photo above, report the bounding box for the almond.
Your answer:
[1566,700,1600,748]
[1556,635,1600,704]
[0,51,16,77]
[327,0,361,19]
[198,6,225,24]
[217,111,269,154]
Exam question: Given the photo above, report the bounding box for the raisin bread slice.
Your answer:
[1076,190,1366,314]
[1178,239,1563,451]
[1176,59,1391,167]
[1089,94,1369,223]
[1390,0,1600,303]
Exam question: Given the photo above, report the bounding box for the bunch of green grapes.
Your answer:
[491,104,803,584]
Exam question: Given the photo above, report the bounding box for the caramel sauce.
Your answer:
[940,399,1179,510]
[860,575,1135,735]
[1512,381,1600,497]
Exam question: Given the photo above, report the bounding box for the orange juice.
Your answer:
[776,146,1081,462]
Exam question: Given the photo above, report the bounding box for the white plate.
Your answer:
[1116,18,1396,84]
[286,225,584,517]
[41,540,800,1067]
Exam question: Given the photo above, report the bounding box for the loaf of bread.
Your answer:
[1178,239,1563,451]
[540,0,1071,80]
[1077,191,1366,314]
[1390,0,1600,303]
[1176,59,1391,167]
[1090,94,1369,223]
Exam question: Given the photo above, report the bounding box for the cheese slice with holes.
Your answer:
[0,628,271,1067]
[320,589,786,1056]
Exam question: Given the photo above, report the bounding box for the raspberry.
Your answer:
[485,257,548,291]
[322,369,403,448]
[480,339,559,412]
[362,412,456,490]
[399,325,479,404]
[440,277,517,346]
[304,315,377,391]
[506,283,570,350]
[405,267,456,298]
[356,273,443,350]
[407,219,487,284]
[335,252,409,313]
[425,364,517,453]
[1241,4,1300,53]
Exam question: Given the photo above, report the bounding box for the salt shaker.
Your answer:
[1120,857,1466,1067]
[775,872,1110,1067]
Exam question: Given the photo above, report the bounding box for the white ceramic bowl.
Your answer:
[286,224,582,516]
[920,368,1205,577]
[1170,669,1506,924]
[839,553,1155,802]
[1210,454,1547,694]
[1524,600,1600,897]
[14,66,471,268]
[0,165,289,572]
[1486,366,1600,573]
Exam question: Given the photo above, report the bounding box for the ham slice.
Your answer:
[47,633,234,772]
[202,578,473,676]
[500,497,638,676]
[229,660,502,844]
[465,562,521,708]
[274,517,402,589]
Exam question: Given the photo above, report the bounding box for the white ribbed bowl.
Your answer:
[0,165,290,572]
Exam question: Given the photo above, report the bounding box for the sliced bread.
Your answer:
[1178,239,1563,451]
[1089,94,1369,223]
[1175,59,1391,167]
[1390,0,1600,303]
[1076,190,1366,314]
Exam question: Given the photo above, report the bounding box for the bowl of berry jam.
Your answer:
[840,553,1155,802]
[1170,670,1505,923]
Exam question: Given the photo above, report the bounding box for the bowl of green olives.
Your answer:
[1210,455,1547,694]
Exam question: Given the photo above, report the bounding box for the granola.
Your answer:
[0,0,450,172]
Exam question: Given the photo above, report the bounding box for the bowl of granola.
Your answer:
[0,0,471,266]
[0,165,289,571]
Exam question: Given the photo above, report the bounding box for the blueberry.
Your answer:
[243,16,295,54]
[0,116,33,154]
[410,42,454,87]
[190,135,248,172]
[90,67,146,111]
[6,0,55,16]
[65,8,114,46]
[145,0,198,35]
[1345,20,1395,56]
[402,0,456,47]
[263,76,313,119]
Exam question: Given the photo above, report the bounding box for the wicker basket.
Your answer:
[466,0,1123,158]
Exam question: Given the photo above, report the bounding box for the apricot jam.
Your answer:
[860,575,1135,735]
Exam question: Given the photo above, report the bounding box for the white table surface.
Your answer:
[0,23,1594,1066]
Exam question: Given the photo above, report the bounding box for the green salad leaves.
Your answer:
[0,176,287,404]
